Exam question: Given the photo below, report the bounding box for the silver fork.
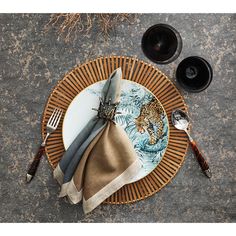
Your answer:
[26,108,63,183]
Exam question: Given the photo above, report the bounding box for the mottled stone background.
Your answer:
[0,14,235,222]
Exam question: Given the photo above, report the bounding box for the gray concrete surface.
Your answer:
[0,14,235,222]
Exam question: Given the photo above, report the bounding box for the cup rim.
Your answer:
[176,56,213,93]
[141,23,183,64]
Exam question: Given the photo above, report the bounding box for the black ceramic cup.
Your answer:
[176,56,213,93]
[141,24,182,64]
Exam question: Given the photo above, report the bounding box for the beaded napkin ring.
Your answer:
[92,97,121,122]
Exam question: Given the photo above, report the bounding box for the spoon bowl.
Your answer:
[171,109,189,131]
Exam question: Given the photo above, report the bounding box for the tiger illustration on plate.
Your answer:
[135,98,164,145]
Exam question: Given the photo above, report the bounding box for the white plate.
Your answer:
[62,80,169,182]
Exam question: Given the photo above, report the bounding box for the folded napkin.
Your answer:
[54,68,141,214]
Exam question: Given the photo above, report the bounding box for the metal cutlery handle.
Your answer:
[189,140,212,178]
[26,145,45,183]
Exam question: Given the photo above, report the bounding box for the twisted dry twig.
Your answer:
[44,13,137,43]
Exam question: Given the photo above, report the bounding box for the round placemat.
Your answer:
[41,56,188,204]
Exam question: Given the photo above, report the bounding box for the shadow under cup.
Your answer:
[176,56,213,93]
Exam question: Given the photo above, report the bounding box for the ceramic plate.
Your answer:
[62,80,169,182]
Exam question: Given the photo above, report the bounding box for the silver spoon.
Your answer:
[171,109,212,178]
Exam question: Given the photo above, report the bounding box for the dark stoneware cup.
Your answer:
[176,56,213,93]
[141,24,182,64]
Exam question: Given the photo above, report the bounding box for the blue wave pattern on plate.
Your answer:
[87,80,169,181]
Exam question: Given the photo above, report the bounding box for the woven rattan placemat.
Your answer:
[42,56,188,204]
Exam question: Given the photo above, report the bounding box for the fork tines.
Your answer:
[47,108,63,128]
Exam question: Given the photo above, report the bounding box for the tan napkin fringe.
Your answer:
[54,158,140,213]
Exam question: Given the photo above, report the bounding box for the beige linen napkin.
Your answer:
[54,68,141,213]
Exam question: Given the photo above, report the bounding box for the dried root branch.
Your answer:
[45,13,136,43]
